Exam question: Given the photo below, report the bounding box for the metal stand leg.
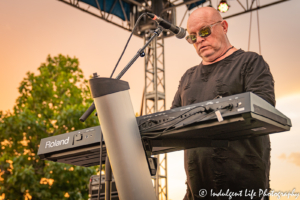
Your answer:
[105,156,112,200]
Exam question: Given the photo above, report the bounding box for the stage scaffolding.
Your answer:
[144,34,167,199]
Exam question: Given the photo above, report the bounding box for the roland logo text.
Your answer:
[45,137,70,148]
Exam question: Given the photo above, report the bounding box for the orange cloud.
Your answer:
[278,152,300,167]
[287,152,300,167]
[278,153,286,160]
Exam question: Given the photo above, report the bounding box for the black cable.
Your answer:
[138,105,208,130]
[142,105,233,139]
[142,107,213,139]
[256,0,261,54]
[97,131,104,200]
[163,109,215,132]
[248,10,253,51]
[110,13,147,78]
[142,111,216,139]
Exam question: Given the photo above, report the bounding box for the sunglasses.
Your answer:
[185,21,222,44]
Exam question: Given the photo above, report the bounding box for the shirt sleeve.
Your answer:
[243,54,276,106]
[170,79,183,109]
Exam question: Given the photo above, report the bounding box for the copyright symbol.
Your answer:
[199,189,207,197]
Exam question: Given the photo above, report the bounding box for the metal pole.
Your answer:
[105,156,112,200]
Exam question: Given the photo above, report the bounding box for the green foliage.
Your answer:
[0,55,100,199]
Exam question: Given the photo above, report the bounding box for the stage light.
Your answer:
[218,0,230,13]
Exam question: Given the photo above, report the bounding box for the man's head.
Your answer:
[187,7,231,63]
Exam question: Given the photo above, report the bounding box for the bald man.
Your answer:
[171,7,275,200]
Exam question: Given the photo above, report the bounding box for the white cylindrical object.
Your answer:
[89,78,157,200]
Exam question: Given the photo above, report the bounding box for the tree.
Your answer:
[0,54,100,200]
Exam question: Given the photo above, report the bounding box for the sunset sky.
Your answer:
[0,0,300,199]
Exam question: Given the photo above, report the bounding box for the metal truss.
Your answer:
[155,153,168,200]
[58,0,134,33]
[144,34,167,200]
[58,0,290,38]
[57,0,176,38]
[175,0,290,23]
[144,36,166,115]
[223,0,290,19]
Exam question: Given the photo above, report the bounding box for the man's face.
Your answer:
[187,16,227,62]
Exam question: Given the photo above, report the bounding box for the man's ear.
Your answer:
[222,20,229,34]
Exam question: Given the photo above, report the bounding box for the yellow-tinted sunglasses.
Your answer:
[186,21,222,44]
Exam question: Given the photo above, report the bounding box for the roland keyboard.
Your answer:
[37,92,292,167]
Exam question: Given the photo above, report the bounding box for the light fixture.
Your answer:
[218,0,230,13]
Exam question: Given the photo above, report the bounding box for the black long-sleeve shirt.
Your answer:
[171,49,275,200]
